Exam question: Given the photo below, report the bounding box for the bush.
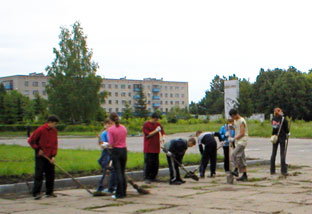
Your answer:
[64,124,101,132]
[0,124,66,132]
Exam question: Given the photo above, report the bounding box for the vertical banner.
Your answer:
[224,80,239,119]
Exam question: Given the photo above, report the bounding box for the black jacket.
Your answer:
[272,115,289,140]
[165,139,188,157]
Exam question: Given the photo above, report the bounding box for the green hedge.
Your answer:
[0,124,66,132]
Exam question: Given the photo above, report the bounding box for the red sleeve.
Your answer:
[27,127,42,150]
[143,122,152,136]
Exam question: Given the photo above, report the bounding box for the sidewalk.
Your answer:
[1,164,311,214]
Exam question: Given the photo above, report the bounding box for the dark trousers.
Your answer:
[200,142,217,177]
[271,138,287,174]
[111,148,127,198]
[223,146,230,172]
[167,155,183,182]
[144,153,159,180]
[97,149,117,192]
[33,155,55,196]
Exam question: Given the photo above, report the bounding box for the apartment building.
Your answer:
[0,74,189,114]
[101,77,189,114]
[0,73,48,99]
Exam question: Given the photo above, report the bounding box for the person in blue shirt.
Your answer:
[219,118,235,172]
[96,119,116,193]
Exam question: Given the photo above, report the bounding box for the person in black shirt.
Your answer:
[271,107,290,176]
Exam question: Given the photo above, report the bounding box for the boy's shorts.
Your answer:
[231,144,247,170]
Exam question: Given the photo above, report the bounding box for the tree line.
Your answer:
[190,66,312,121]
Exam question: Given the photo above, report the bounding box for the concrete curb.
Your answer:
[0,160,270,195]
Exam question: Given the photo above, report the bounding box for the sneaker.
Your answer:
[102,188,112,194]
[208,173,216,178]
[112,195,117,199]
[170,180,182,185]
[237,175,248,182]
[144,179,152,184]
[33,194,42,200]
[176,179,186,184]
[45,193,57,198]
[231,170,239,177]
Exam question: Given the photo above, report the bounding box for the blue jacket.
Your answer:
[100,130,109,142]
[219,125,235,147]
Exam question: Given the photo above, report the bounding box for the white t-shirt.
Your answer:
[234,117,248,147]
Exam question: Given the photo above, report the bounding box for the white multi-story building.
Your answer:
[0,74,189,114]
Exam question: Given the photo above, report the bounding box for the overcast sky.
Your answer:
[1,0,312,102]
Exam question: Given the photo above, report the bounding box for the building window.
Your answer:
[115,100,119,104]
[115,92,118,97]
[166,108,168,112]
[182,101,185,105]
[181,87,184,90]
[175,94,179,98]
[25,81,28,87]
[160,93,163,97]
[148,108,151,111]
[108,100,112,104]
[102,84,105,88]
[121,84,125,89]
[160,101,163,104]
[182,94,185,98]
[115,84,118,89]
[129,101,132,104]
[42,90,46,95]
[147,93,150,97]
[165,93,168,98]
[175,101,179,105]
[170,94,173,98]
[160,108,163,112]
[165,86,168,90]
[122,100,126,105]
[116,108,119,112]
[108,84,111,89]
[33,82,38,87]
[109,108,112,113]
[165,101,168,104]
[24,90,29,96]
[170,86,173,90]
[170,101,173,105]
[42,82,46,87]
[175,86,179,90]
[128,92,131,97]
[121,92,126,97]
[108,92,112,96]
[33,90,39,95]
[128,85,131,89]
[148,100,151,104]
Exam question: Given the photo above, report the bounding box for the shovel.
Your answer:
[226,143,234,184]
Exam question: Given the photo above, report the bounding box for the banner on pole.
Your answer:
[224,80,239,119]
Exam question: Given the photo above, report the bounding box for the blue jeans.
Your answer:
[97,149,117,192]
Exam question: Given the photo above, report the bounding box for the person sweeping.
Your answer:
[219,118,235,173]
[107,113,128,199]
[95,119,116,194]
[163,138,196,185]
[270,107,290,176]
[196,131,222,178]
[27,115,59,200]
[229,109,249,182]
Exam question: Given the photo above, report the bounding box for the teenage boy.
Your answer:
[163,138,197,185]
[143,112,165,184]
[219,119,235,172]
[196,131,222,178]
[28,115,59,200]
[95,119,116,194]
[229,109,249,182]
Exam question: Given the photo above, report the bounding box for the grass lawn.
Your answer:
[1,120,312,138]
[0,144,223,184]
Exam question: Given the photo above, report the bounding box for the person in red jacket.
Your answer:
[143,112,165,184]
[28,115,59,200]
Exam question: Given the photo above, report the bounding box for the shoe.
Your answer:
[33,194,42,200]
[101,189,113,194]
[144,179,152,184]
[176,179,186,184]
[208,173,216,178]
[270,172,276,175]
[112,195,117,199]
[231,170,239,177]
[237,175,248,182]
[170,180,182,185]
[282,172,289,176]
[45,193,57,198]
[151,178,161,182]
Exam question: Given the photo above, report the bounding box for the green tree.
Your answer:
[122,102,134,119]
[167,106,191,123]
[134,86,149,119]
[46,21,102,123]
[237,79,254,117]
[0,84,6,123]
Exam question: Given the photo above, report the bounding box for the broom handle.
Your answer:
[42,154,93,195]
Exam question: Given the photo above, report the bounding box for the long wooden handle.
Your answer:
[42,155,93,195]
